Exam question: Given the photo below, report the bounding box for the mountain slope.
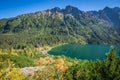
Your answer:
[0,5,120,48]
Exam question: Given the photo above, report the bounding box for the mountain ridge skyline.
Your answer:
[1,5,120,19]
[0,5,120,47]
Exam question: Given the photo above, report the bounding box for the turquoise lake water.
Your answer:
[48,44,120,60]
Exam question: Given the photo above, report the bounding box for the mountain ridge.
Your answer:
[0,5,120,48]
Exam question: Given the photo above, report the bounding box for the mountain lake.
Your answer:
[48,44,120,60]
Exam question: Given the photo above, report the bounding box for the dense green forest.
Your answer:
[0,6,120,49]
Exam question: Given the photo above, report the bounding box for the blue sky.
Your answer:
[0,0,120,19]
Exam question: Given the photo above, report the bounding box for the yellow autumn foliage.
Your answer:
[34,56,55,65]
[54,58,68,72]
[33,66,64,80]
[34,56,72,72]
[0,68,26,80]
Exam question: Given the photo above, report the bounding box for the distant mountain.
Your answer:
[88,7,120,27]
[0,5,120,48]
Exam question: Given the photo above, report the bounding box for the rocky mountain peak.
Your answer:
[50,7,61,13]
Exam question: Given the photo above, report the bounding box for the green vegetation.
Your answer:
[0,46,120,80]
[64,46,120,80]
[0,6,120,49]
[0,6,120,80]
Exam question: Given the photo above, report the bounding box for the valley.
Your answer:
[0,5,120,80]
